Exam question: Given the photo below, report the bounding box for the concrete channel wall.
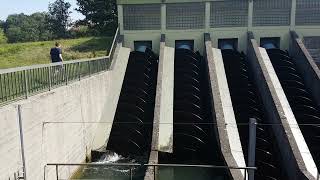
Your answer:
[0,40,131,180]
[247,34,318,180]
[0,71,110,180]
[204,34,247,180]
[289,31,320,108]
[144,35,175,180]
[91,44,131,150]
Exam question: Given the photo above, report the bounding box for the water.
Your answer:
[158,167,228,180]
[77,151,147,180]
[75,151,229,180]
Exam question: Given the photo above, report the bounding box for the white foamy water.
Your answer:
[79,151,147,180]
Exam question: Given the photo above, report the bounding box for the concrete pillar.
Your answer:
[118,5,124,35]
[161,4,166,33]
[205,2,211,33]
[290,0,297,30]
[248,0,253,31]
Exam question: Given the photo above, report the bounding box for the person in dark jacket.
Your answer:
[50,42,63,63]
[50,42,64,76]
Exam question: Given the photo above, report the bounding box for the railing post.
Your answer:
[153,165,156,180]
[248,118,257,180]
[43,165,46,180]
[130,167,133,180]
[78,62,81,81]
[88,61,91,77]
[65,65,68,85]
[244,169,247,180]
[18,105,27,180]
[48,67,52,91]
[23,70,29,99]
[55,165,58,180]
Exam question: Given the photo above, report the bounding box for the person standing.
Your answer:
[50,42,64,78]
[50,42,63,63]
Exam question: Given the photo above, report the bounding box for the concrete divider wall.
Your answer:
[247,35,318,180]
[157,47,174,152]
[0,71,110,180]
[204,34,246,180]
[91,44,131,150]
[289,31,320,107]
[144,34,175,180]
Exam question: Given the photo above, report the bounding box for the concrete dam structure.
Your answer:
[1,0,320,180]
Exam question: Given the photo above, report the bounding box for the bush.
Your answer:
[0,28,7,44]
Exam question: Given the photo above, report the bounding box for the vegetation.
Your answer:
[0,0,117,44]
[3,13,52,43]
[48,0,72,39]
[0,29,7,44]
[0,0,117,69]
[76,0,117,35]
[0,36,113,69]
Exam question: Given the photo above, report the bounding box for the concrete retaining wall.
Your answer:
[247,35,318,180]
[0,71,110,180]
[0,39,131,180]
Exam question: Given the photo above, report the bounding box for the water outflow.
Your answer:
[107,48,158,157]
[159,48,227,179]
[221,49,286,180]
[267,49,320,169]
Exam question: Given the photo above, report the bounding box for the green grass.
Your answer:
[0,36,113,69]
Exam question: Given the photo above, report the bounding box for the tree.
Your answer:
[0,28,7,44]
[48,0,71,38]
[30,12,52,41]
[76,0,117,35]
[0,20,5,29]
[4,13,52,43]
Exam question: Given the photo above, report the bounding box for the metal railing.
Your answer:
[45,163,257,180]
[0,28,119,106]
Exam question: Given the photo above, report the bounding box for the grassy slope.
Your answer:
[0,36,113,69]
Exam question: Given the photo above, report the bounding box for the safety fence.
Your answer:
[39,121,320,180]
[0,28,119,106]
[45,163,256,180]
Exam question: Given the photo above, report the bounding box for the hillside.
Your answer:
[0,36,113,69]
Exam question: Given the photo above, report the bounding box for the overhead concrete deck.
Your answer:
[92,40,131,150]
[204,34,246,180]
[247,33,319,180]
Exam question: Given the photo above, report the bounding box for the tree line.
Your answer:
[0,0,117,44]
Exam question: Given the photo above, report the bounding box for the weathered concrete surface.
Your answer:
[0,105,21,180]
[157,46,174,153]
[247,36,318,180]
[91,46,131,150]
[0,71,110,180]
[205,34,246,180]
[145,34,174,180]
[289,31,320,108]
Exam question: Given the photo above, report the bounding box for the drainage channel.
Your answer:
[221,49,287,180]
[266,49,320,169]
[158,48,229,180]
[80,49,159,180]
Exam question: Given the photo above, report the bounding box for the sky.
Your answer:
[0,0,84,21]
